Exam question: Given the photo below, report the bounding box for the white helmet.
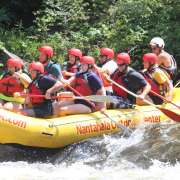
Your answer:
[148,37,165,48]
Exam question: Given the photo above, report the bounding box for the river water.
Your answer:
[0,119,180,179]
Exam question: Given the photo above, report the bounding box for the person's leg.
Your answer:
[59,103,91,117]
[54,100,75,118]
[0,99,5,108]
[2,101,23,112]
[108,95,132,109]
[16,108,36,117]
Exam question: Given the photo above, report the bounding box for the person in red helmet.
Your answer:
[14,62,63,118]
[39,45,64,81]
[0,58,31,112]
[104,53,151,109]
[54,56,106,117]
[137,53,173,105]
[148,37,177,82]
[94,48,117,95]
[65,48,82,78]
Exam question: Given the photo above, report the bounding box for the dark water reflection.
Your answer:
[0,120,180,171]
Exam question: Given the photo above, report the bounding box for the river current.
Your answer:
[0,119,180,180]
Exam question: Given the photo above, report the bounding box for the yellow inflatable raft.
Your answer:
[0,88,180,148]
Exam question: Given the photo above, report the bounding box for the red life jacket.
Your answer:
[28,76,45,104]
[66,64,81,80]
[73,73,94,96]
[112,72,128,98]
[140,69,165,96]
[0,72,24,97]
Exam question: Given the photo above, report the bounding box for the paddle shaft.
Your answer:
[107,78,156,107]
[64,83,132,136]
[0,76,13,83]
[108,77,180,122]
[19,94,113,103]
[150,90,180,109]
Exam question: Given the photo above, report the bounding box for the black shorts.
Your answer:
[33,102,54,119]
[149,95,164,105]
[109,95,133,109]
[74,99,97,113]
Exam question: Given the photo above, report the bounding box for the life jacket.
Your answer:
[28,75,51,105]
[111,68,141,100]
[66,63,81,79]
[97,61,111,87]
[43,62,57,79]
[159,53,177,80]
[139,68,165,96]
[73,72,95,96]
[0,72,24,97]
[112,72,128,98]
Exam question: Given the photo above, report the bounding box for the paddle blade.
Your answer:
[156,106,180,122]
[83,95,114,103]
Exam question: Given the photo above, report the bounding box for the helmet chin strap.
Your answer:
[121,64,129,73]
[71,57,79,66]
[42,55,49,64]
[147,62,154,71]
[102,55,110,65]
[84,64,92,74]
[34,70,42,81]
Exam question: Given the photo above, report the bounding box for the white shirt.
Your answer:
[102,60,117,92]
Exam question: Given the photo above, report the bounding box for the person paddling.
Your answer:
[103,53,151,109]
[54,56,106,117]
[0,58,31,112]
[137,53,173,105]
[93,48,117,95]
[14,62,63,118]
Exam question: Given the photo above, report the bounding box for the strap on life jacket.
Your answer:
[73,72,95,96]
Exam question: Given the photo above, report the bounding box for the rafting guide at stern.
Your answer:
[54,56,106,117]
[14,62,63,118]
[0,58,31,112]
[93,48,117,96]
[103,52,151,109]
[148,37,177,82]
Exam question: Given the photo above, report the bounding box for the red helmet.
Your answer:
[116,53,130,64]
[7,58,22,69]
[29,62,44,73]
[39,46,53,57]
[100,48,114,59]
[80,56,95,67]
[142,53,157,64]
[67,48,82,59]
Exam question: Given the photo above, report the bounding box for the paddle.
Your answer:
[62,82,133,137]
[107,77,180,123]
[20,94,114,103]
[0,76,13,83]
[149,90,180,109]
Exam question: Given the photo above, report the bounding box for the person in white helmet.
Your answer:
[148,37,177,82]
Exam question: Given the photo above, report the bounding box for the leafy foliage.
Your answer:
[0,0,180,78]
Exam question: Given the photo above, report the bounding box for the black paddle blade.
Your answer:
[157,106,180,122]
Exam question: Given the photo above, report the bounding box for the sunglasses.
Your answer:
[117,63,126,67]
[150,46,159,51]
[100,55,106,57]
[29,70,37,74]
